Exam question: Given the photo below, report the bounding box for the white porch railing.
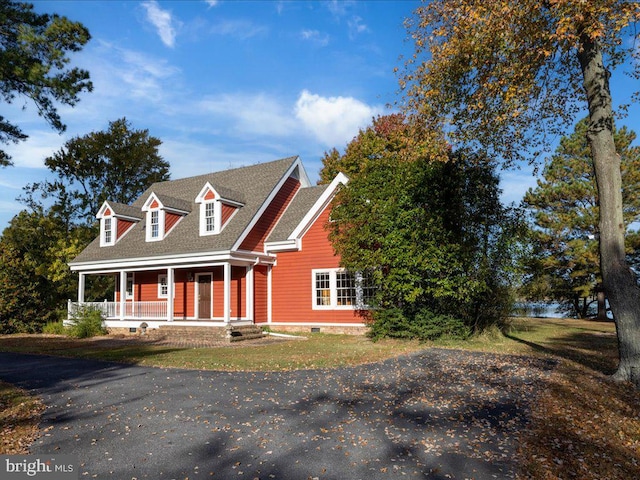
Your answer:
[68,301,168,320]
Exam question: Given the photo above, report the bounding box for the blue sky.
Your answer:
[1,0,639,232]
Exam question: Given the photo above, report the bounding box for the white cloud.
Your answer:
[500,169,538,205]
[300,29,330,47]
[294,90,381,147]
[348,16,369,38]
[84,42,181,106]
[204,0,219,7]
[142,1,180,48]
[198,93,296,137]
[4,130,66,169]
[211,19,268,39]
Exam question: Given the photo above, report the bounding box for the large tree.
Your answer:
[401,0,640,384]
[22,117,170,229]
[0,209,67,332]
[0,1,92,166]
[323,114,520,338]
[522,118,640,318]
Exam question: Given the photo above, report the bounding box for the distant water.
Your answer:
[512,302,565,318]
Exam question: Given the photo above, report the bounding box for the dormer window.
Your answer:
[142,193,189,242]
[97,201,140,247]
[150,210,160,239]
[204,201,216,233]
[195,182,244,237]
[144,199,165,242]
[104,217,113,245]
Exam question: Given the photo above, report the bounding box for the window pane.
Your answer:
[151,211,159,238]
[359,270,376,307]
[336,271,356,306]
[315,272,331,306]
[104,218,112,243]
[205,202,215,231]
[159,275,168,296]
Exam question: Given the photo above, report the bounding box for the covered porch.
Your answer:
[69,254,273,327]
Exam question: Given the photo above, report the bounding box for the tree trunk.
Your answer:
[577,33,640,386]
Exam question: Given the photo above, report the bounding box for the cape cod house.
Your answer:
[68,156,370,337]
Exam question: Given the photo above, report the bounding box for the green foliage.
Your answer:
[323,114,521,339]
[0,118,169,334]
[21,117,170,228]
[0,211,66,333]
[522,118,640,317]
[0,1,92,166]
[68,306,107,339]
[369,307,471,342]
[42,321,67,335]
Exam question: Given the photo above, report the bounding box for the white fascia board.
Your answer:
[96,201,111,219]
[289,172,348,240]
[264,239,301,252]
[114,214,142,222]
[69,250,276,273]
[231,156,304,251]
[142,192,161,211]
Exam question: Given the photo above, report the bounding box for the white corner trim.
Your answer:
[289,172,348,240]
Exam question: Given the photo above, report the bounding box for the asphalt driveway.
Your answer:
[0,349,553,479]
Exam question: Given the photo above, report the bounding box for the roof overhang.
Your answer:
[69,250,277,273]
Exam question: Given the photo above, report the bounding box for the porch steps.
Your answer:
[227,325,265,342]
[146,325,265,344]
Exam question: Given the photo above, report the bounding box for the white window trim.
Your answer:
[126,273,134,300]
[311,268,372,310]
[158,274,168,298]
[100,216,115,247]
[198,200,222,236]
[146,208,165,242]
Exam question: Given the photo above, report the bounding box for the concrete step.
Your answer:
[146,324,265,343]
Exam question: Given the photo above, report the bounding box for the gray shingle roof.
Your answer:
[107,202,142,220]
[71,156,299,265]
[153,194,192,213]
[267,184,328,243]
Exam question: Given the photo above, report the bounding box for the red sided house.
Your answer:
[68,157,370,336]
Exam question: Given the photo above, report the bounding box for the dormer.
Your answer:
[97,201,142,247]
[141,192,191,242]
[195,182,244,236]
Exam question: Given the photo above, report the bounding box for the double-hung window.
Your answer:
[103,217,113,245]
[312,269,374,309]
[158,274,168,298]
[205,202,216,233]
[150,210,159,239]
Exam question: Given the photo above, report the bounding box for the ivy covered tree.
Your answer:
[322,114,521,339]
[400,0,640,384]
[522,119,640,318]
[0,1,92,166]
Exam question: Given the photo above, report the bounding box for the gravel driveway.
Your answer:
[0,349,552,479]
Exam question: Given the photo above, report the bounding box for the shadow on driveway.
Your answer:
[0,350,554,479]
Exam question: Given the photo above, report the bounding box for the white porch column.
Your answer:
[119,270,127,321]
[267,265,273,324]
[167,267,174,322]
[224,263,231,324]
[246,264,254,323]
[77,273,86,303]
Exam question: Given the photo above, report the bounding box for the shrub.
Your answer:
[68,306,107,338]
[369,307,471,341]
[42,321,67,335]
